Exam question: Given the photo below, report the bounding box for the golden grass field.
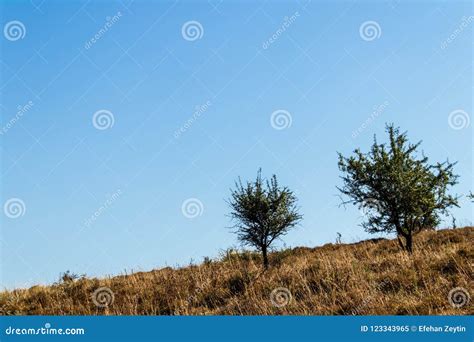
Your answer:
[1,227,472,315]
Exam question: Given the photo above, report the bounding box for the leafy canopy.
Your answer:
[228,170,302,253]
[338,124,459,241]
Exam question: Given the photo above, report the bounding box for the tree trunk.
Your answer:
[397,231,413,254]
[397,236,405,250]
[262,246,269,270]
[405,233,413,254]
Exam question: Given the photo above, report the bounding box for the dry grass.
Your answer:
[1,227,472,315]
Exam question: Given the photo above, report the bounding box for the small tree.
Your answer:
[228,169,302,269]
[338,124,459,253]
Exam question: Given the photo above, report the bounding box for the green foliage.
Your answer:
[228,169,302,268]
[468,192,474,203]
[203,257,213,266]
[338,124,459,253]
[58,271,83,284]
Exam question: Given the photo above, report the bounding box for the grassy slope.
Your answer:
[1,227,473,315]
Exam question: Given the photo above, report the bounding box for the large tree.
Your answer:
[228,170,302,269]
[338,124,459,253]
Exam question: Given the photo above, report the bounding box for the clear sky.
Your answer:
[0,0,472,289]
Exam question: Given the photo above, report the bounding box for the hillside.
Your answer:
[1,227,472,315]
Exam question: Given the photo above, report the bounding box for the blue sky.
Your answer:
[0,0,472,289]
